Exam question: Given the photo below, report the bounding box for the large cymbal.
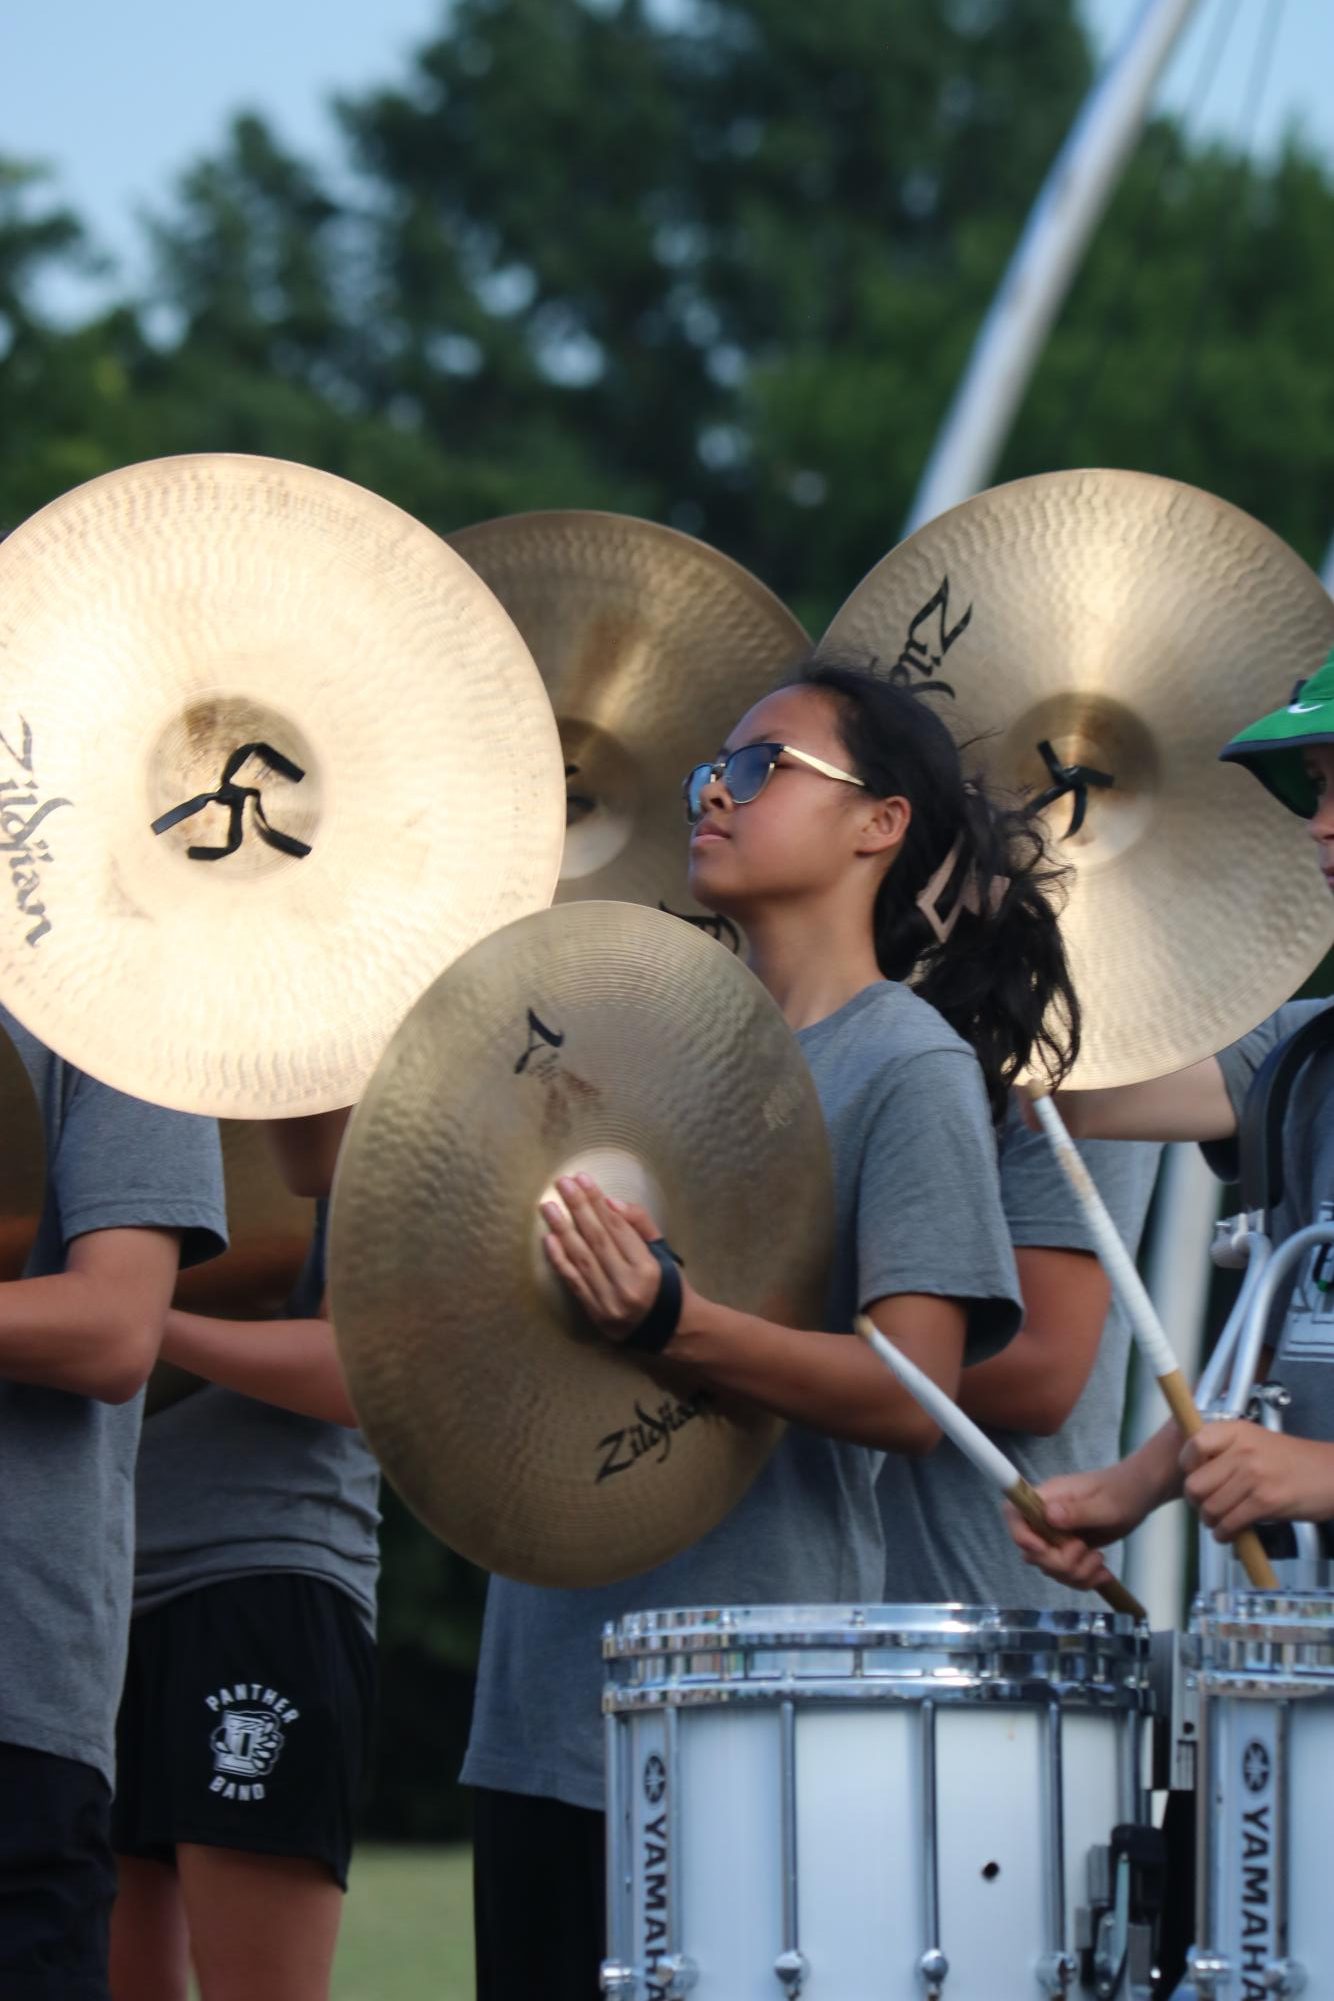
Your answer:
[0,456,565,1116]
[329,901,833,1587]
[0,1023,45,1282]
[448,511,808,930]
[823,470,1334,1088]
[147,1123,318,1417]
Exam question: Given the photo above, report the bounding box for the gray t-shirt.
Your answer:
[1206,999,1334,1446]
[133,1199,382,1632]
[878,1105,1161,1607]
[462,980,1023,1810]
[0,1006,227,1785]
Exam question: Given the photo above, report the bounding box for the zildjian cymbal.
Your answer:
[448,511,808,941]
[145,1122,319,1418]
[0,1020,45,1282]
[328,901,833,1588]
[0,455,565,1117]
[822,469,1334,1089]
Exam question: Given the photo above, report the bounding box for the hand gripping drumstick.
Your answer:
[854,1314,1147,1621]
[1028,1089,1279,1592]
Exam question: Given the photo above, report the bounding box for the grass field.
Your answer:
[333,1845,475,2001]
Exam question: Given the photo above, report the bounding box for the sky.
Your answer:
[4,0,1333,319]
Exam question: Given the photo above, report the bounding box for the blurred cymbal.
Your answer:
[0,1023,45,1282]
[329,901,833,1587]
[146,1123,318,1417]
[0,455,565,1117]
[448,511,808,930]
[823,470,1334,1088]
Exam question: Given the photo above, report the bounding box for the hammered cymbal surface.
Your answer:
[329,901,833,1587]
[0,1020,45,1282]
[448,510,808,927]
[823,470,1334,1088]
[0,455,565,1116]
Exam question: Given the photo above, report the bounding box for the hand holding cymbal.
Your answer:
[329,901,835,1589]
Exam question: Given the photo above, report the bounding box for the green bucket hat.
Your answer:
[1219,645,1334,817]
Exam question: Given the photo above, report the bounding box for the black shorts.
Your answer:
[111,1573,376,1890]
[472,1788,605,2001]
[0,1740,115,2001]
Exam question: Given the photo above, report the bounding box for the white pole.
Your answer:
[1121,1143,1221,1627]
[902,0,1199,535]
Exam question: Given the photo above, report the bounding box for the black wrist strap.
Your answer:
[624,1239,684,1355]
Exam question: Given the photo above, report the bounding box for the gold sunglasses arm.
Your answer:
[781,745,867,791]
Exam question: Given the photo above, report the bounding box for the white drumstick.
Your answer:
[854,1314,1146,1621]
[1028,1088,1277,1592]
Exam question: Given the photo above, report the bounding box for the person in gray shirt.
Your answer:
[1009,647,1334,1594]
[880,1106,1161,1607]
[108,1116,378,2001]
[468,656,1083,2000]
[0,1005,226,2001]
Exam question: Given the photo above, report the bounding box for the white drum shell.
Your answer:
[1190,1584,1334,1999]
[604,1605,1151,2001]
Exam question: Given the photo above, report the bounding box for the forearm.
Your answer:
[161,1309,358,1427]
[959,1330,1078,1435]
[0,1271,162,1401]
[668,1300,947,1454]
[1056,1058,1234,1143]
[1117,1419,1185,1518]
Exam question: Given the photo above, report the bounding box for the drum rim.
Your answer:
[603,1600,1148,1657]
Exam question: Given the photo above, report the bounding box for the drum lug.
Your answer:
[917,1945,950,1997]
[1186,1947,1230,1998]
[658,1954,698,1996]
[600,1961,640,1998]
[1264,1958,1307,1996]
[774,1947,809,1995]
[1036,1948,1078,1996]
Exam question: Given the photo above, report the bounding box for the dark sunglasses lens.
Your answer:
[683,765,711,823]
[727,743,778,804]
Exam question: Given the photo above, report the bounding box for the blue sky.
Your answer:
[5,0,1332,317]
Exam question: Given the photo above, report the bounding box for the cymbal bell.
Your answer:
[0,1022,45,1282]
[0,455,565,1117]
[329,901,833,1587]
[823,469,1334,1088]
[448,511,808,933]
[146,1122,318,1417]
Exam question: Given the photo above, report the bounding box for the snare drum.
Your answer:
[602,1604,1153,2001]
[1183,1583,1334,2000]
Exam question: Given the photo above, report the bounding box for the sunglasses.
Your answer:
[683,742,866,824]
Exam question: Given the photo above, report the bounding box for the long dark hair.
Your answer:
[795,656,1080,1121]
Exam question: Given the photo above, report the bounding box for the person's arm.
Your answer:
[159,1305,357,1427]
[0,1227,183,1403]
[540,1175,965,1455]
[1003,1419,1183,1593]
[958,1245,1109,1435]
[264,1110,350,1199]
[1053,1057,1234,1142]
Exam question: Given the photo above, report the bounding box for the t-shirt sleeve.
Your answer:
[1000,1104,1162,1258]
[856,1047,1022,1365]
[1200,999,1333,1183]
[51,1073,228,1268]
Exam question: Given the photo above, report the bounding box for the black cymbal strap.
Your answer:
[624,1239,684,1354]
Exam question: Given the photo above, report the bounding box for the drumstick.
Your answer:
[854,1314,1147,1621]
[1027,1088,1278,1592]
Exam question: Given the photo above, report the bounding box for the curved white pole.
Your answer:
[903,0,1199,535]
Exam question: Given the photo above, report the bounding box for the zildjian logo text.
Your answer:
[0,719,71,947]
[596,1391,708,1483]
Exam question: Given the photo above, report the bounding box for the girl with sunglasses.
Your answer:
[463,656,1082,2000]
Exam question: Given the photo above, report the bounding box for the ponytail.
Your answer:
[797,657,1080,1121]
